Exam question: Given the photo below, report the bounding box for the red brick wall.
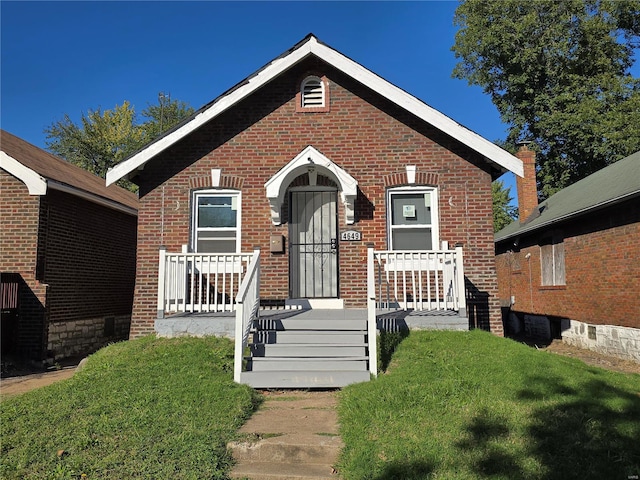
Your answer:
[496,198,640,328]
[1,171,137,360]
[0,172,48,358]
[131,59,502,336]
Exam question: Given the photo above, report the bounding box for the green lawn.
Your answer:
[338,330,640,480]
[0,336,259,480]
[3,331,639,480]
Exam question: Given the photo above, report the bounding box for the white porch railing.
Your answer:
[234,249,261,383]
[368,247,466,313]
[157,248,255,317]
[367,245,467,377]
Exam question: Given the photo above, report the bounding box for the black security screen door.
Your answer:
[289,190,338,298]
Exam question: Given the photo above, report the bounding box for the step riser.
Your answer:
[252,332,365,344]
[248,359,368,371]
[240,371,370,388]
[251,345,366,357]
[254,319,366,331]
[229,442,341,464]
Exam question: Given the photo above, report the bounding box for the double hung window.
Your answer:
[387,187,438,250]
[192,191,240,253]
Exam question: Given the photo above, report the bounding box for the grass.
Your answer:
[0,336,259,480]
[338,330,640,480]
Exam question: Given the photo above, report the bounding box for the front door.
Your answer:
[289,190,338,298]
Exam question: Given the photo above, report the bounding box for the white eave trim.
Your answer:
[265,145,358,225]
[106,35,523,186]
[0,151,47,195]
[48,181,138,216]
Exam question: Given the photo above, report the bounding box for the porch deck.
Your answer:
[155,246,467,387]
[156,307,468,338]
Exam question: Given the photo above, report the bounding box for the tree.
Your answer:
[492,180,518,232]
[44,96,194,190]
[452,0,640,198]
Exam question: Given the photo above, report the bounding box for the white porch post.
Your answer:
[367,244,378,377]
[455,245,467,317]
[157,246,167,319]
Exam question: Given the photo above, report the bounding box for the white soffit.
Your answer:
[106,35,523,186]
[0,151,47,195]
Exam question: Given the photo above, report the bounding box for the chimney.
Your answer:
[515,144,538,223]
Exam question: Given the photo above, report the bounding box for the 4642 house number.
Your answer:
[340,230,362,241]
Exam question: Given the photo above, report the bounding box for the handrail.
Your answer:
[367,245,378,377]
[234,248,261,383]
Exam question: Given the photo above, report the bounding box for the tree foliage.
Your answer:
[453,0,640,198]
[492,180,518,232]
[45,97,194,190]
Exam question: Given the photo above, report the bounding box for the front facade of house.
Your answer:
[109,36,523,348]
[496,148,640,362]
[0,131,138,364]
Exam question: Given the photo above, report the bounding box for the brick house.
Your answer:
[107,35,523,387]
[495,146,640,362]
[0,130,138,365]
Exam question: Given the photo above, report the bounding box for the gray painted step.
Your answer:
[252,331,365,344]
[250,344,367,357]
[248,357,368,371]
[240,370,370,388]
[254,318,366,331]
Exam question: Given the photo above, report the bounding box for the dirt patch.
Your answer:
[541,340,640,375]
[511,335,640,375]
[0,368,76,399]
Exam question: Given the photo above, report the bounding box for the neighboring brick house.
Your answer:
[107,34,523,341]
[495,146,640,362]
[1,130,138,365]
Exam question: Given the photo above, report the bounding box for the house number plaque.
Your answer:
[340,230,362,241]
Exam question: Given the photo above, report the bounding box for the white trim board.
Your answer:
[106,35,522,187]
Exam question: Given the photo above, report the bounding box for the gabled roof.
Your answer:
[1,130,138,215]
[106,34,522,186]
[495,150,640,243]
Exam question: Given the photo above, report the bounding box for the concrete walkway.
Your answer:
[228,390,343,480]
[0,367,76,399]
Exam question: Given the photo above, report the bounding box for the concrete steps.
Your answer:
[239,309,371,389]
[228,391,343,480]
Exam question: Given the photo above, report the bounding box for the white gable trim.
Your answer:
[265,145,358,225]
[106,35,523,187]
[0,151,47,195]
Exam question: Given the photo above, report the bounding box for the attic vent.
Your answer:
[301,76,325,108]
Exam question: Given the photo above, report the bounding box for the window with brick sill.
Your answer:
[387,187,439,250]
[540,237,565,286]
[191,190,241,253]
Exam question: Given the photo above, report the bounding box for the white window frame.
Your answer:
[301,76,325,108]
[191,190,241,253]
[387,186,439,251]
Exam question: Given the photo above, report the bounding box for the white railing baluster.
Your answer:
[369,247,466,317]
[234,248,261,383]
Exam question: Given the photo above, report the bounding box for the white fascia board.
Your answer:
[106,43,315,186]
[309,40,524,178]
[48,181,137,216]
[0,151,47,195]
[106,35,522,186]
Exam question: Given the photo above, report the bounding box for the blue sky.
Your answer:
[2,1,517,191]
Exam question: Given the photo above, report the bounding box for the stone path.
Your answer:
[228,390,343,480]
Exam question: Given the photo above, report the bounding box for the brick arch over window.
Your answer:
[189,173,244,190]
[383,171,439,188]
